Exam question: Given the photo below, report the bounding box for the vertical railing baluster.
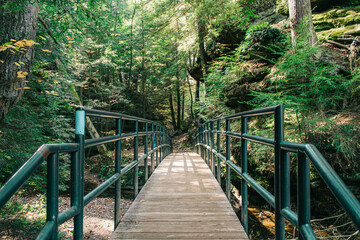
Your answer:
[241,117,248,234]
[226,119,231,200]
[144,122,149,181]
[114,118,122,229]
[210,121,215,174]
[159,127,162,162]
[47,152,59,240]
[298,152,315,239]
[196,129,199,154]
[275,105,285,239]
[156,125,159,167]
[216,121,221,183]
[134,120,139,198]
[207,123,210,165]
[207,123,210,166]
[201,126,204,159]
[74,108,85,240]
[281,149,290,236]
[204,123,209,165]
[151,123,154,173]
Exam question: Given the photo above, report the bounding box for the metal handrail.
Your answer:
[195,105,360,239]
[0,107,172,240]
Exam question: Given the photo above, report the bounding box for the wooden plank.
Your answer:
[111,232,248,239]
[111,152,248,239]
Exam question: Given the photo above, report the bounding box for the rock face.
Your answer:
[313,6,360,38]
[223,60,270,111]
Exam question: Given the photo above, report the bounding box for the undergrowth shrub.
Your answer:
[250,27,360,174]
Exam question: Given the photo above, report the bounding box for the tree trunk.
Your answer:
[129,1,136,89]
[195,80,200,102]
[197,17,207,95]
[0,2,39,121]
[181,90,185,121]
[176,76,181,130]
[187,74,194,119]
[169,92,177,130]
[70,85,110,157]
[288,0,317,46]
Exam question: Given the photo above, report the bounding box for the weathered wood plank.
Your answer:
[111,152,248,239]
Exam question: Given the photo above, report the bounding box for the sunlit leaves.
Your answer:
[0,39,35,52]
[41,49,52,53]
[17,71,28,79]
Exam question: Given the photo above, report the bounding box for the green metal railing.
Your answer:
[194,105,360,240]
[0,107,172,240]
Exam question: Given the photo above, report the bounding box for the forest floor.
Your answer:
[171,133,194,152]
[0,195,132,240]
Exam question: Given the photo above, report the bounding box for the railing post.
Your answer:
[156,125,159,167]
[201,126,204,159]
[47,152,59,240]
[207,123,210,166]
[133,120,139,198]
[144,122,149,181]
[210,121,215,174]
[159,127,162,162]
[281,149,290,235]
[114,118,122,229]
[151,123,154,173]
[196,130,199,154]
[241,117,248,234]
[275,105,285,240]
[216,121,221,183]
[74,108,85,240]
[298,152,315,239]
[204,124,208,165]
[226,119,231,200]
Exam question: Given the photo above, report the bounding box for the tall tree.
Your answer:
[0,2,39,121]
[288,0,317,45]
[169,91,177,130]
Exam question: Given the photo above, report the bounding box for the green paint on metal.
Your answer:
[75,110,85,135]
[0,107,172,240]
[195,105,360,239]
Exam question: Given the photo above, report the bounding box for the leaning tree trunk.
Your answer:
[0,2,39,121]
[169,92,177,130]
[176,76,181,130]
[288,0,317,46]
[197,17,207,95]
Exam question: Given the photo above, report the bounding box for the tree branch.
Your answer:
[324,39,349,51]
[38,16,59,44]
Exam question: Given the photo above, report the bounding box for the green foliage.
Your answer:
[246,22,284,44]
[238,22,287,63]
[0,194,46,238]
[249,28,360,173]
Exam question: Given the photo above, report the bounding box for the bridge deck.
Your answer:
[111,152,248,239]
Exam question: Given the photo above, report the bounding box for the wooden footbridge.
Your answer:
[0,106,359,240]
[111,152,247,239]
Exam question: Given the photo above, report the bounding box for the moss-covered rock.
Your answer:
[313,6,360,28]
[223,60,270,111]
[313,6,360,38]
[318,25,360,38]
